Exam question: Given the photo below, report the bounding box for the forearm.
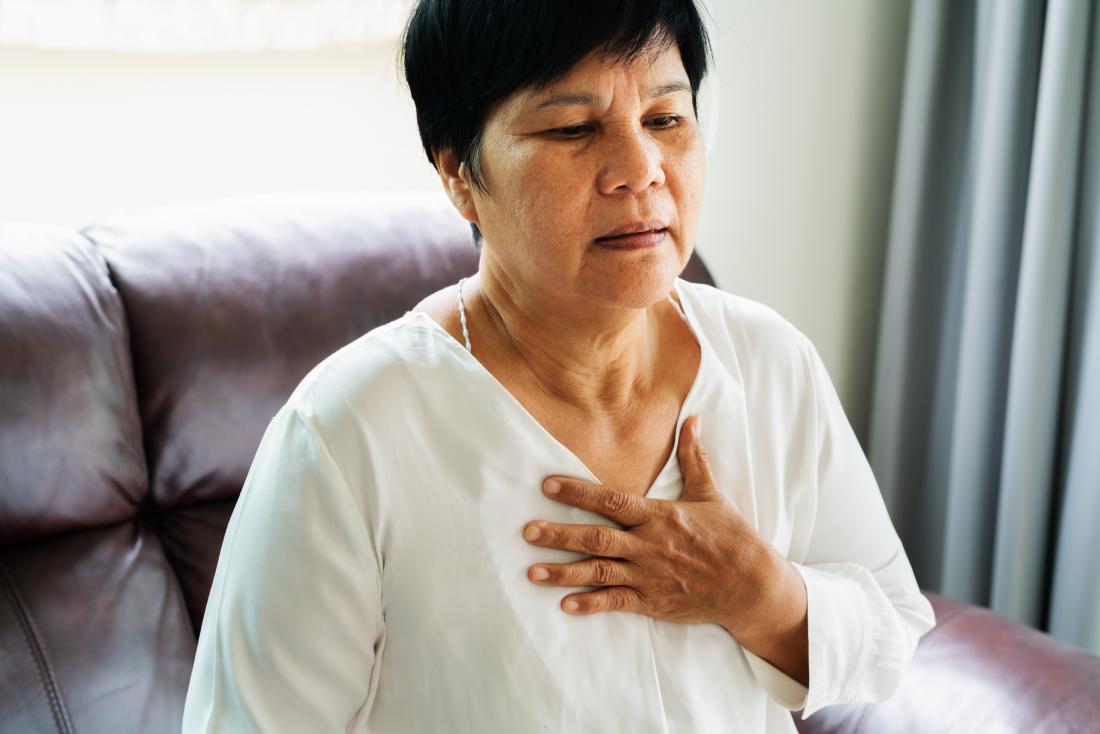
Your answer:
[722,546,810,688]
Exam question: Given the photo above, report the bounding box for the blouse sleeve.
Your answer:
[181,403,386,732]
[741,335,937,720]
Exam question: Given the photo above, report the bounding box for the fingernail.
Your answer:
[693,417,702,439]
[564,600,579,612]
[531,566,549,580]
[543,479,561,495]
[523,524,541,541]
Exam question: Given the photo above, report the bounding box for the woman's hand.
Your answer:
[523,415,804,645]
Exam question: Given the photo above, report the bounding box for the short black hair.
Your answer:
[398,0,713,248]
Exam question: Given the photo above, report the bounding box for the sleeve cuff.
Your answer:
[742,647,809,711]
[743,561,876,719]
[789,561,874,719]
[740,559,867,719]
[749,560,933,720]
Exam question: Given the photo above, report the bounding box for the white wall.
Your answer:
[0,0,911,441]
[698,0,911,441]
[0,42,436,226]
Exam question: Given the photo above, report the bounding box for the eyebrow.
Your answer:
[533,80,692,110]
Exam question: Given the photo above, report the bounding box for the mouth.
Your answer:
[594,221,668,249]
[594,226,669,249]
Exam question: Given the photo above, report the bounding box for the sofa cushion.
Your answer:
[0,224,147,546]
[0,521,194,733]
[792,592,1100,733]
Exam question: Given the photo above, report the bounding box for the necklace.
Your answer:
[457,276,473,351]
[456,275,689,354]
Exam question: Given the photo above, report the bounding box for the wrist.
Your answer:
[724,542,802,646]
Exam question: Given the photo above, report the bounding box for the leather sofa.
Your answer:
[2,191,1098,733]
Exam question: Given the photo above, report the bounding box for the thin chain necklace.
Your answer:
[457,276,473,351]
[456,275,688,353]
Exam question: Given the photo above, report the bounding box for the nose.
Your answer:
[597,124,666,195]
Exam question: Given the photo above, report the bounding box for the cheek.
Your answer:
[480,151,544,228]
[476,153,588,268]
[663,146,705,259]
[670,141,706,207]
[513,158,593,233]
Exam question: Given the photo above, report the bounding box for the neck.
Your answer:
[461,265,678,416]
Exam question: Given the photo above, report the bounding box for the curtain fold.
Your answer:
[869,0,1100,655]
[1049,3,1100,652]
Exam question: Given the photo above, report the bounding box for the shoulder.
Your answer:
[409,282,467,345]
[678,278,833,443]
[281,314,440,441]
[676,278,817,379]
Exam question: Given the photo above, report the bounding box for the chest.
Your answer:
[513,390,684,495]
[486,340,701,496]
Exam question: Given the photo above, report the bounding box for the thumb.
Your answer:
[677,415,718,500]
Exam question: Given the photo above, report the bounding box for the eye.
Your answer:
[648,115,681,129]
[552,123,595,139]
[549,115,682,139]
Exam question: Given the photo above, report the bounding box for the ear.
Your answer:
[435,147,481,231]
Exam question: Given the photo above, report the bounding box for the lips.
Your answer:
[595,227,668,249]
[596,219,669,240]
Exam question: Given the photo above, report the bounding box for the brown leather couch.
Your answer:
[2,192,1098,733]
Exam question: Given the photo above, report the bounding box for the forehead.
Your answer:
[506,42,689,117]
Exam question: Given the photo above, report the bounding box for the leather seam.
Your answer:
[0,562,75,734]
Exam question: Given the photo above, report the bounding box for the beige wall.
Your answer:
[0,0,911,441]
[697,0,911,441]
[0,42,435,226]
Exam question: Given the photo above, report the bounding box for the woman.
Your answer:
[182,1,935,731]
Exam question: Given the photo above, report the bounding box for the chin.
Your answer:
[584,263,683,310]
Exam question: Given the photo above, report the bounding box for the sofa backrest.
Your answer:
[1,222,192,733]
[0,191,716,733]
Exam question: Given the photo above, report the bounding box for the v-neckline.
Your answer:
[405,277,710,498]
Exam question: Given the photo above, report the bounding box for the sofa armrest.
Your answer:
[792,591,1100,733]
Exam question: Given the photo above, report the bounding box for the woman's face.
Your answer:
[461,39,706,312]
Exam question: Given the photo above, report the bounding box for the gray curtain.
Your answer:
[869,0,1100,655]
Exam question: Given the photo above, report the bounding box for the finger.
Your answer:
[522,520,641,558]
[561,586,647,615]
[677,415,719,501]
[541,477,654,526]
[527,557,637,588]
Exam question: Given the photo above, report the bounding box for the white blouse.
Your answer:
[182,277,936,733]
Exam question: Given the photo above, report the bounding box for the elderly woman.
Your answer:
[182,1,935,732]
